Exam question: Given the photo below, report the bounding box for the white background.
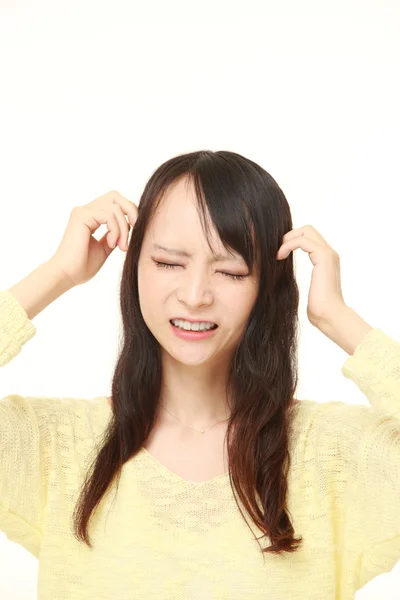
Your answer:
[0,0,399,598]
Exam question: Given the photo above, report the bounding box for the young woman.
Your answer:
[1,150,399,599]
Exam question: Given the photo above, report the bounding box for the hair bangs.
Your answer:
[185,168,258,275]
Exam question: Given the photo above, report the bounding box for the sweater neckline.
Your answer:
[97,397,231,486]
[139,446,231,486]
[98,396,305,486]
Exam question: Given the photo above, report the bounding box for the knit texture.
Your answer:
[0,288,399,599]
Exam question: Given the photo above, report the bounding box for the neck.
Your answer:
[158,353,232,429]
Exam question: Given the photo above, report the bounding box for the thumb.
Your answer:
[98,231,116,258]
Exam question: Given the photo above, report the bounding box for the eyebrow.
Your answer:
[152,243,243,263]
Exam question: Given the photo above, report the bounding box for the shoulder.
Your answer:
[0,393,109,427]
[292,398,378,468]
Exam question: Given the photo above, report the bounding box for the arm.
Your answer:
[8,259,74,321]
[329,323,400,590]
[0,261,74,554]
[1,260,74,367]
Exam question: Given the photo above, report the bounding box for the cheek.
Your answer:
[229,284,257,309]
[229,286,257,326]
[138,267,156,318]
[138,269,169,326]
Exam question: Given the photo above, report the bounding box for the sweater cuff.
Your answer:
[341,328,400,415]
[0,290,36,366]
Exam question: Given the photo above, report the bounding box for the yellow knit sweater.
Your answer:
[0,289,399,600]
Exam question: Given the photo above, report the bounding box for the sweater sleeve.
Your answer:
[340,327,400,590]
[0,290,43,556]
[0,290,37,367]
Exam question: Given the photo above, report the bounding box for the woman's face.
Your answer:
[137,176,259,369]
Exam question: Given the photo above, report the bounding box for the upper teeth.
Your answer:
[171,319,216,331]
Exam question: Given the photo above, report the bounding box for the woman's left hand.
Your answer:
[276,225,347,328]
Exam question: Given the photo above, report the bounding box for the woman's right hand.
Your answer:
[49,190,138,287]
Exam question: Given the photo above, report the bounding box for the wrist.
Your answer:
[316,305,374,355]
[45,259,77,292]
[8,260,75,321]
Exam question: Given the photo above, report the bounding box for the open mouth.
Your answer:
[169,320,218,331]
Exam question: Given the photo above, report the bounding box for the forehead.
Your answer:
[152,177,202,224]
[146,178,220,247]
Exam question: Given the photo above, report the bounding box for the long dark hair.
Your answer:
[72,150,303,556]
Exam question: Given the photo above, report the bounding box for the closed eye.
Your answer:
[153,260,248,281]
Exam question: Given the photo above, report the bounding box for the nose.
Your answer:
[176,271,214,308]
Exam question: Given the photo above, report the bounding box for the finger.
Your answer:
[98,231,116,256]
[109,204,130,250]
[277,236,325,266]
[277,230,305,257]
[282,225,329,246]
[83,208,121,248]
[109,191,138,227]
[281,229,305,243]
